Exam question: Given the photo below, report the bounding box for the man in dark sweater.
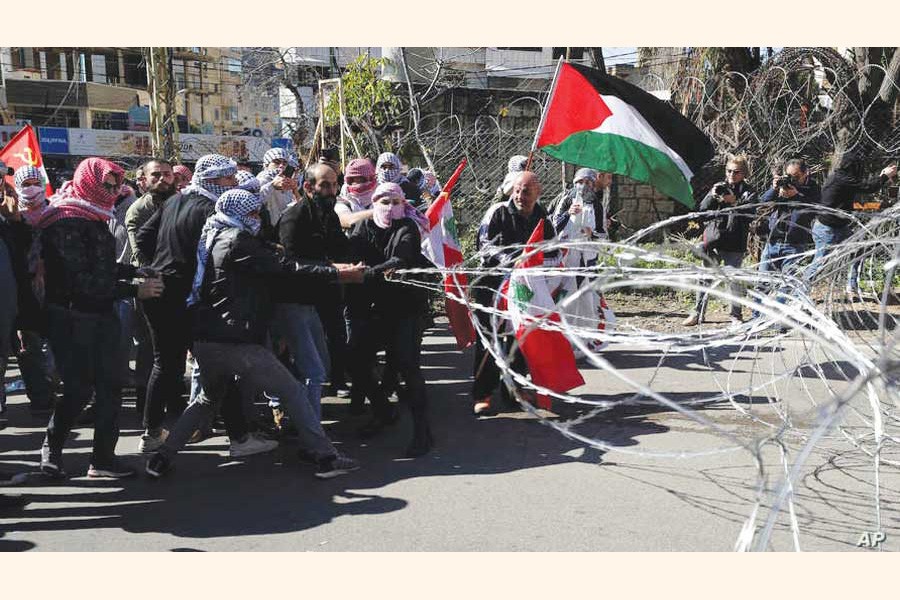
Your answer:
[472,171,556,416]
[134,154,237,454]
[803,152,897,289]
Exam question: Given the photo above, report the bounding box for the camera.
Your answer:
[775,175,795,189]
[713,183,732,197]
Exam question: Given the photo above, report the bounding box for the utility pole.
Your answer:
[147,47,180,161]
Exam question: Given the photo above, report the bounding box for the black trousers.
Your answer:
[43,306,122,467]
[316,288,348,390]
[141,277,191,430]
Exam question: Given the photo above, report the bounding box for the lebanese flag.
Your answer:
[507,222,585,409]
[534,62,713,208]
[421,158,476,350]
[0,125,53,195]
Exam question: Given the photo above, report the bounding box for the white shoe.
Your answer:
[229,433,278,458]
[138,428,169,453]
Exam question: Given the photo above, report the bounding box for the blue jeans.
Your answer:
[754,242,808,318]
[803,220,852,285]
[273,304,329,422]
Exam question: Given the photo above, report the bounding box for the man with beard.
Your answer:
[127,159,177,268]
[274,164,350,420]
[135,154,270,457]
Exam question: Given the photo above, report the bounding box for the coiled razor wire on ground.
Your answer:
[393,199,900,551]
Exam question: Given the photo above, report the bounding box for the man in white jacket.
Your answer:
[257,148,301,225]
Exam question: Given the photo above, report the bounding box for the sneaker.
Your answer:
[473,400,497,417]
[0,493,30,511]
[336,388,351,399]
[87,460,136,479]
[145,453,173,479]
[229,433,278,458]
[315,455,359,479]
[682,313,700,327]
[138,428,169,453]
[40,445,67,479]
[297,448,318,466]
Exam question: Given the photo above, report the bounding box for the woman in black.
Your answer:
[346,182,433,458]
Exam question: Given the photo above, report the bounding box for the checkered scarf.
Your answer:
[14,165,47,220]
[173,165,193,180]
[188,189,262,307]
[508,155,528,173]
[376,152,402,184]
[263,148,289,167]
[36,158,123,228]
[181,154,237,201]
[574,168,598,183]
[236,170,261,194]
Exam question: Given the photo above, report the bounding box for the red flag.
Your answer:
[509,221,584,409]
[0,125,53,195]
[421,159,476,350]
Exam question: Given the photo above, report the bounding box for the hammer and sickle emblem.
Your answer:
[14,148,37,166]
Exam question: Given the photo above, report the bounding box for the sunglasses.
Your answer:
[726,169,743,174]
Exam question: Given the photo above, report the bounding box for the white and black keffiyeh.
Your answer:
[181,154,238,200]
[376,152,402,184]
[187,189,262,306]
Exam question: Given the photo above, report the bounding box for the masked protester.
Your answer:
[2,168,58,415]
[172,165,192,192]
[335,158,376,232]
[133,154,244,455]
[35,158,165,479]
[257,147,300,225]
[346,182,434,457]
[146,189,363,479]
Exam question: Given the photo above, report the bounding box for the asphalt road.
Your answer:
[1,319,896,551]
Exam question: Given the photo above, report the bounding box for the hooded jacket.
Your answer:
[817,153,890,228]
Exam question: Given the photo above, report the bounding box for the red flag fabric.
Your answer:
[0,125,53,195]
[421,158,476,350]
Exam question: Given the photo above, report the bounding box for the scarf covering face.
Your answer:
[181,154,238,201]
[236,170,262,194]
[14,165,47,222]
[173,165,193,190]
[371,182,429,231]
[343,158,376,209]
[36,158,123,228]
[376,152,402,184]
[187,189,262,307]
[574,167,598,183]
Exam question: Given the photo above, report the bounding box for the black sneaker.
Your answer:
[87,460,136,479]
[315,455,359,479]
[0,493,30,511]
[40,445,67,480]
[145,453,173,479]
[297,449,318,466]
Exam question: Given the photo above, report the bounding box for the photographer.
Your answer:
[683,156,756,326]
[802,151,898,288]
[757,158,821,277]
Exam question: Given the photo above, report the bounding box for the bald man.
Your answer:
[472,171,556,416]
[273,163,352,418]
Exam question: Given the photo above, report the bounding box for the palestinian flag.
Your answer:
[421,159,476,350]
[507,222,585,409]
[534,61,714,208]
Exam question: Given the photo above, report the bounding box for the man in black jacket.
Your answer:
[802,152,897,289]
[472,171,555,416]
[278,164,351,399]
[683,157,756,326]
[274,164,348,422]
[134,154,238,454]
[146,189,363,479]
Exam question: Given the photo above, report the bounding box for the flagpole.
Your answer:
[526,57,565,171]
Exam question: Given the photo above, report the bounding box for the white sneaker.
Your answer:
[138,428,169,453]
[229,433,278,458]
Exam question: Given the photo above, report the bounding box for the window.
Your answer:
[225,106,239,121]
[225,57,241,73]
[214,108,220,121]
[495,47,541,52]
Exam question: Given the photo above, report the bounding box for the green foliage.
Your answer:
[324,56,402,130]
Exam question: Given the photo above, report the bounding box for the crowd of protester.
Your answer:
[0,144,897,509]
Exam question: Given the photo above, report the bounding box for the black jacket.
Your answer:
[699,181,756,253]
[0,218,42,330]
[136,191,215,282]
[191,228,339,345]
[275,195,349,306]
[482,199,556,268]
[40,217,138,314]
[757,179,821,246]
[817,159,889,228]
[347,218,429,316]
